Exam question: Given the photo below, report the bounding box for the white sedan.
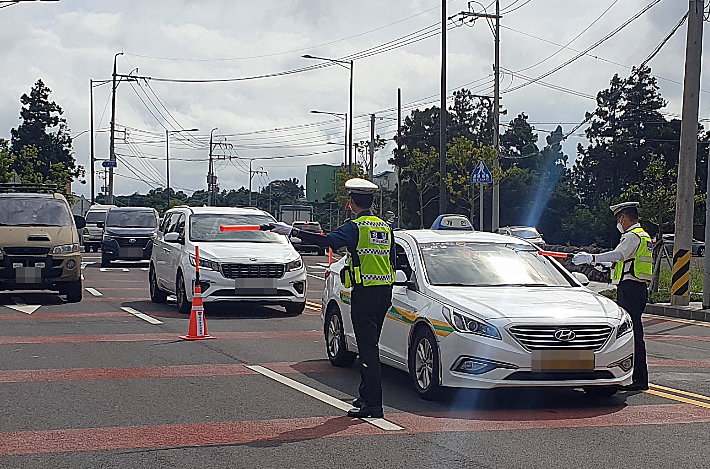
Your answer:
[321,229,634,399]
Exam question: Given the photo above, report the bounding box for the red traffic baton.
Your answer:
[538,250,572,259]
[219,224,273,232]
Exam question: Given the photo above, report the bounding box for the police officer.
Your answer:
[572,202,652,391]
[270,178,396,418]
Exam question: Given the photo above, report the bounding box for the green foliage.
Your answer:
[445,137,497,219]
[402,147,439,228]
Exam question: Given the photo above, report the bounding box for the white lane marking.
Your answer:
[81,261,95,268]
[120,306,163,325]
[100,268,130,272]
[85,287,103,297]
[307,274,324,280]
[141,267,149,271]
[246,365,404,431]
[7,297,39,314]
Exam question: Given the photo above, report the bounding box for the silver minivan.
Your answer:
[82,204,115,252]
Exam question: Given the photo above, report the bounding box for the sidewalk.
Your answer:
[644,302,710,322]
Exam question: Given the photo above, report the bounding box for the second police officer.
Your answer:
[270,178,396,418]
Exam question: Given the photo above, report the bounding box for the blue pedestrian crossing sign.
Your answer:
[470,160,492,184]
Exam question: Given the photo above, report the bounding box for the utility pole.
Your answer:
[492,0,501,231]
[369,114,376,180]
[108,52,123,205]
[349,60,354,173]
[248,159,267,206]
[673,0,704,306]
[704,133,710,308]
[89,79,95,204]
[439,0,447,215]
[207,127,218,206]
[397,88,402,228]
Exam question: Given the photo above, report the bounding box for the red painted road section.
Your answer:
[0,330,321,345]
[647,334,710,343]
[1,404,708,456]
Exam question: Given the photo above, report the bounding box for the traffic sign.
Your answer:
[102,160,117,168]
[470,160,492,184]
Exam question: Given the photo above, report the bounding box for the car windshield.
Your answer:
[510,228,540,239]
[419,242,571,287]
[293,222,322,232]
[0,197,73,226]
[106,210,157,228]
[189,214,284,243]
[85,211,107,224]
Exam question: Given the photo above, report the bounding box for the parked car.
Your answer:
[81,204,115,252]
[496,226,545,246]
[0,183,85,302]
[99,207,159,266]
[291,221,326,255]
[655,234,705,257]
[149,206,306,315]
[322,229,633,399]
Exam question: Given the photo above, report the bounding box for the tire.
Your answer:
[324,305,357,367]
[101,254,111,267]
[63,279,83,303]
[285,302,305,315]
[584,386,618,399]
[149,265,168,303]
[409,326,443,400]
[176,270,191,314]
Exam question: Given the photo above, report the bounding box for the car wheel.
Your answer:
[176,270,191,314]
[285,302,305,315]
[324,305,357,367]
[101,254,111,267]
[149,265,168,304]
[583,386,618,399]
[409,326,443,400]
[63,279,83,303]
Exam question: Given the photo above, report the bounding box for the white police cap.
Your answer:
[609,201,640,215]
[345,177,378,195]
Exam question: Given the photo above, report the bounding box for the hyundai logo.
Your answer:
[129,238,137,244]
[554,329,576,342]
[250,258,257,262]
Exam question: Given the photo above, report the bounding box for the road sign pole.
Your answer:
[480,183,484,231]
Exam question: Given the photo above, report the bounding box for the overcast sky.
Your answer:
[0,0,705,199]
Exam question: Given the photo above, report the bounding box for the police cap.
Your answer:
[609,201,640,216]
[345,177,378,195]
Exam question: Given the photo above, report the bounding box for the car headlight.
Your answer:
[442,306,501,339]
[189,255,220,271]
[617,311,633,338]
[53,243,79,254]
[286,258,303,272]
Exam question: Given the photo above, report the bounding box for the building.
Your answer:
[306,164,338,203]
[373,170,398,192]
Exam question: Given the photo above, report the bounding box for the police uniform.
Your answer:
[289,178,395,417]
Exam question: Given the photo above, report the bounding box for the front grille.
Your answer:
[115,237,150,248]
[508,325,613,351]
[504,371,615,381]
[4,247,50,255]
[221,264,285,279]
[212,289,293,297]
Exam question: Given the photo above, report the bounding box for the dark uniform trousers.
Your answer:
[350,284,393,410]
[616,279,649,385]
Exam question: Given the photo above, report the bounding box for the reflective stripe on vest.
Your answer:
[345,215,394,288]
[612,227,653,284]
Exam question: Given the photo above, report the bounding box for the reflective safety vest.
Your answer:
[612,227,653,284]
[343,215,394,288]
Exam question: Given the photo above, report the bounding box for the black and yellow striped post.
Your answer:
[671,249,691,299]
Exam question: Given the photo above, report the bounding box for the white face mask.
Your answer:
[617,222,624,233]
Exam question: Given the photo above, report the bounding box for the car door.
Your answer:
[164,213,185,290]
[154,212,173,287]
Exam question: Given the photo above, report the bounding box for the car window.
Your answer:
[106,210,158,228]
[419,242,571,287]
[85,211,107,224]
[293,222,322,232]
[395,242,414,280]
[168,214,184,234]
[510,228,540,239]
[0,197,73,227]
[159,213,173,233]
[189,214,284,243]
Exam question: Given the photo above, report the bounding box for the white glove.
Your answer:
[270,222,293,236]
[572,252,593,265]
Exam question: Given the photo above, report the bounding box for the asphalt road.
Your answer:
[1,252,710,468]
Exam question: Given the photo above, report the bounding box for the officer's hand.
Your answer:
[269,222,293,236]
[572,252,592,265]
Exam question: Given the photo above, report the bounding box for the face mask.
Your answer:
[617,222,624,233]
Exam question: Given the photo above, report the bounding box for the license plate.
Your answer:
[119,247,144,258]
[235,278,277,295]
[531,349,594,372]
[15,267,41,284]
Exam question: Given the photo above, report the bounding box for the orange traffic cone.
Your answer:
[179,284,216,340]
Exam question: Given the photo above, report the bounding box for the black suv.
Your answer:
[100,207,158,266]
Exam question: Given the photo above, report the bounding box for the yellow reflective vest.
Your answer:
[612,227,653,284]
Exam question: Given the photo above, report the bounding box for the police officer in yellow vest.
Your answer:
[269,178,395,418]
[572,201,652,391]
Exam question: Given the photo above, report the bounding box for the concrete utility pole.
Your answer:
[491,0,501,231]
[248,159,267,207]
[207,127,218,206]
[369,114,376,180]
[672,0,704,306]
[397,88,402,228]
[704,135,710,308]
[89,79,95,204]
[108,52,123,205]
[439,0,447,215]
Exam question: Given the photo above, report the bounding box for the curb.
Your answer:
[644,303,710,323]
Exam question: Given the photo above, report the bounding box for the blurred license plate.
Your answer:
[119,247,144,258]
[235,278,277,295]
[532,350,594,372]
[15,267,41,284]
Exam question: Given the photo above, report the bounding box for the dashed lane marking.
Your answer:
[100,268,130,272]
[644,313,710,328]
[307,274,324,280]
[6,297,40,315]
[246,364,404,432]
[85,288,103,297]
[120,306,163,325]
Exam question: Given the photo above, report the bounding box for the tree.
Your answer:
[0,140,14,183]
[444,137,497,220]
[402,148,439,228]
[10,80,83,191]
[500,113,539,171]
[355,136,387,176]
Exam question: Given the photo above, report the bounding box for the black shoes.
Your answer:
[352,398,366,408]
[624,382,649,391]
[347,406,384,418]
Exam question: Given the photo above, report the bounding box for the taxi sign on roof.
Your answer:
[470,160,492,184]
[430,214,474,231]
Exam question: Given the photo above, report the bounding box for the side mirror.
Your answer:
[572,272,590,286]
[96,221,104,229]
[74,215,86,229]
[164,232,180,243]
[393,269,417,291]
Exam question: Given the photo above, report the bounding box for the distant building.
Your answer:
[306,164,338,203]
[373,170,398,192]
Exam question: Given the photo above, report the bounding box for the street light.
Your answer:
[166,128,199,210]
[311,110,347,168]
[303,54,354,173]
